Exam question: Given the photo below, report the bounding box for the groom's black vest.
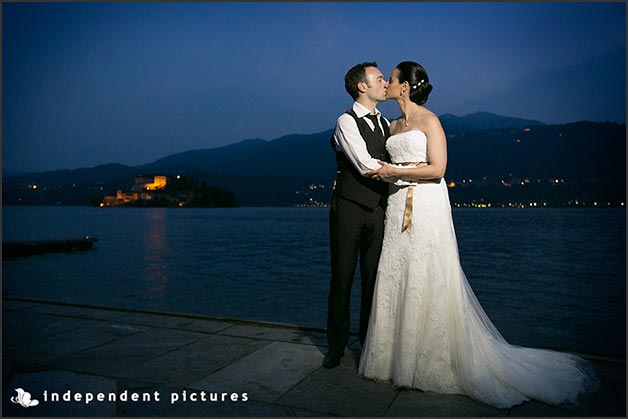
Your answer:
[331,109,390,210]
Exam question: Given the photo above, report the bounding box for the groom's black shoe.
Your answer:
[322,351,344,369]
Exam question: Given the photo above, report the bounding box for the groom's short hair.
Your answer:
[345,62,378,100]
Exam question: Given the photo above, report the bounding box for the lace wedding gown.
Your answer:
[358,129,600,409]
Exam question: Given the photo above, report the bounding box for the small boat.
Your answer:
[2,236,98,258]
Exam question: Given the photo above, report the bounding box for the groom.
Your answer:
[324,62,391,369]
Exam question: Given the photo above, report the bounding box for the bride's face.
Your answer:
[387,68,404,100]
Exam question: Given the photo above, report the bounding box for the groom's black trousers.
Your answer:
[327,194,385,355]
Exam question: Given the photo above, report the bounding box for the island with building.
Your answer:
[99,174,238,208]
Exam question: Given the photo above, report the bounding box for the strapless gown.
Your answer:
[358,129,600,409]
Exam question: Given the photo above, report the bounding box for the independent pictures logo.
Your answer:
[11,388,40,408]
[9,387,248,408]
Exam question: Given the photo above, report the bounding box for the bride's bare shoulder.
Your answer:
[416,109,445,138]
[418,109,442,126]
[417,107,437,120]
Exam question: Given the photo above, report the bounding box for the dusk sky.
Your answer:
[3,2,626,173]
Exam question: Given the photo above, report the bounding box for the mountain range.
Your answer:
[3,112,625,207]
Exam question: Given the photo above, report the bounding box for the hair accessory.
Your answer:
[413,79,426,89]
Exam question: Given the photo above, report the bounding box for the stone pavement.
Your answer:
[2,298,625,417]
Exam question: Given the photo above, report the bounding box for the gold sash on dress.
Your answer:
[398,162,425,233]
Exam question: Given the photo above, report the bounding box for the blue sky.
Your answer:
[3,2,626,172]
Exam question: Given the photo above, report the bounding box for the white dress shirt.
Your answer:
[332,102,390,176]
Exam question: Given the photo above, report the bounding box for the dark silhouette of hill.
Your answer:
[145,138,268,171]
[440,112,544,134]
[144,132,334,182]
[3,112,625,206]
[443,121,625,206]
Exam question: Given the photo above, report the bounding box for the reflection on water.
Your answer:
[142,208,169,300]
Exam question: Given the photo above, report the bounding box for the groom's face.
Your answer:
[363,67,388,103]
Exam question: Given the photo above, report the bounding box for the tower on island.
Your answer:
[132,175,167,192]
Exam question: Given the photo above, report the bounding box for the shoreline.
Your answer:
[3,296,625,364]
[3,296,625,417]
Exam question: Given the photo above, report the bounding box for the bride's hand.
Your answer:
[367,160,397,181]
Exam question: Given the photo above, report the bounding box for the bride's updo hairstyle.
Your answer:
[396,61,433,105]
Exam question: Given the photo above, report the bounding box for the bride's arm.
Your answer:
[369,115,447,182]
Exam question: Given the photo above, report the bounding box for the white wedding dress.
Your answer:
[358,129,600,409]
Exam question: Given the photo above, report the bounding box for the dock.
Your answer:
[2,297,625,417]
[2,237,98,258]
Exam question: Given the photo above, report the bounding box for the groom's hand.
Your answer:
[367,161,431,182]
[367,160,397,181]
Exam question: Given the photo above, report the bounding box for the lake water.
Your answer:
[2,206,625,357]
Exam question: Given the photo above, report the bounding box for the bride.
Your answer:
[359,61,600,409]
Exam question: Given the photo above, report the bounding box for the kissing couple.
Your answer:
[324,61,600,409]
